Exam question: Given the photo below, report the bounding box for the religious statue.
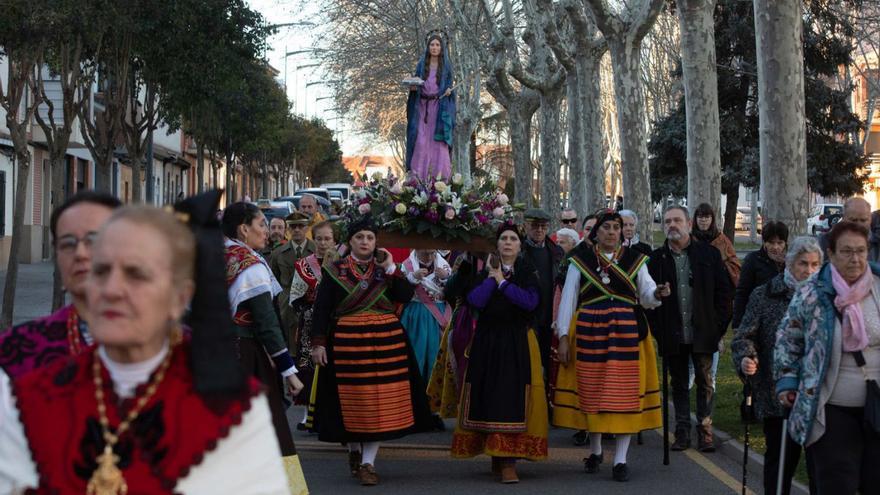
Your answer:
[405,30,456,182]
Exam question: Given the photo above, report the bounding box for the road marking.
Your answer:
[659,431,756,495]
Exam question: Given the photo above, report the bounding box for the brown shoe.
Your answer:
[357,463,379,486]
[348,450,363,476]
[697,425,715,453]
[500,460,519,484]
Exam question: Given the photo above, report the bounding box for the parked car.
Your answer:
[255,199,295,223]
[320,183,353,203]
[735,206,763,232]
[293,188,331,202]
[807,203,844,235]
[275,195,332,214]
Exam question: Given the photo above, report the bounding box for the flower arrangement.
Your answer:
[342,172,522,244]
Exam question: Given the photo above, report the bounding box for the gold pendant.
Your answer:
[87,445,128,495]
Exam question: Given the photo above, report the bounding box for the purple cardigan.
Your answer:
[467,277,539,311]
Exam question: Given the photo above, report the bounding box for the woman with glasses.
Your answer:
[775,221,880,493]
[0,191,120,380]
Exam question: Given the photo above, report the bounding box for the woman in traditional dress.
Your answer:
[451,223,548,484]
[405,30,455,181]
[222,202,304,466]
[0,191,120,380]
[0,194,300,494]
[309,216,432,486]
[554,210,668,482]
[427,252,486,419]
[400,249,452,380]
[289,220,337,424]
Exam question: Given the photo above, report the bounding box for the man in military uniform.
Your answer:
[270,211,316,347]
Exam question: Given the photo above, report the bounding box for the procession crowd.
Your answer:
[0,189,878,495]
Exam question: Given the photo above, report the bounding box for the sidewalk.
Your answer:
[0,261,56,325]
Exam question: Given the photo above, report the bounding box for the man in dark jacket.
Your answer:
[647,206,733,453]
[521,208,564,373]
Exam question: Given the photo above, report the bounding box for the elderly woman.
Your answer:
[0,191,120,380]
[619,209,652,256]
[733,220,789,328]
[451,222,547,484]
[0,198,297,494]
[222,202,303,463]
[732,236,822,495]
[555,227,580,254]
[775,222,880,494]
[309,216,432,486]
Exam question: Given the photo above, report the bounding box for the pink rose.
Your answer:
[496,193,509,206]
[358,203,371,214]
[493,207,505,218]
[390,182,403,194]
[445,208,456,220]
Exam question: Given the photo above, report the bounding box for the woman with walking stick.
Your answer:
[732,236,822,494]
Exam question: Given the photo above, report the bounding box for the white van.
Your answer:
[320,183,353,203]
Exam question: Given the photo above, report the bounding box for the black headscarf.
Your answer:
[176,190,247,397]
[588,209,623,244]
[346,215,379,243]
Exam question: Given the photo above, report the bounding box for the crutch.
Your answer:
[776,394,795,495]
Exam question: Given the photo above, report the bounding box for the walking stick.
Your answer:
[661,349,670,465]
[741,378,755,495]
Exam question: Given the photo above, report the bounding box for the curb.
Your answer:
[696,414,810,495]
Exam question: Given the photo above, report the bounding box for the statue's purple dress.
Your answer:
[410,67,452,181]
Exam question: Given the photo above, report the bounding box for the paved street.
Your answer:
[291,414,765,495]
[3,260,798,494]
[0,261,55,325]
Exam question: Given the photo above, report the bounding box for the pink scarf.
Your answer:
[830,264,872,352]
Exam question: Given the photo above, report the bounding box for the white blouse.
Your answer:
[556,253,662,338]
[0,350,291,495]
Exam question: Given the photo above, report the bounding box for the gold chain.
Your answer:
[87,336,179,495]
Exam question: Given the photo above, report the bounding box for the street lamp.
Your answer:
[267,21,315,30]
[291,63,321,113]
[283,48,325,94]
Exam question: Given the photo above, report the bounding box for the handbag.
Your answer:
[852,350,880,436]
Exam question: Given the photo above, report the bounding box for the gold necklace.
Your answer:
[87,340,177,495]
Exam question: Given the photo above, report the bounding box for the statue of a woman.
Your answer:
[405,31,455,182]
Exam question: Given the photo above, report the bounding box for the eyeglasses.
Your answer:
[561,218,578,225]
[836,247,868,259]
[56,232,98,254]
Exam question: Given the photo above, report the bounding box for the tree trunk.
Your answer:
[197,142,205,193]
[131,156,142,204]
[722,183,739,241]
[678,0,722,213]
[539,88,564,221]
[94,156,113,193]
[608,38,654,242]
[509,105,536,208]
[580,55,606,214]
[50,155,67,311]
[1,149,31,327]
[566,64,586,217]
[754,0,807,233]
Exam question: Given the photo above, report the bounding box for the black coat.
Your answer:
[731,247,784,329]
[522,237,564,329]
[628,241,653,257]
[646,238,734,356]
